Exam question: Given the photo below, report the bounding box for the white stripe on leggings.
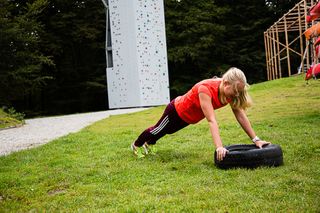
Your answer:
[151,118,169,135]
[150,116,169,135]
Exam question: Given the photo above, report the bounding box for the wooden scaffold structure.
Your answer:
[264,0,318,81]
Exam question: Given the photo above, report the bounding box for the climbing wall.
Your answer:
[106,0,170,108]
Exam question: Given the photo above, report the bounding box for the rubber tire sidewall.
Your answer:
[214,144,283,169]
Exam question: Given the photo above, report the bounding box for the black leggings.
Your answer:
[134,99,189,147]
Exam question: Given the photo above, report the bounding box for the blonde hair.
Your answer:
[219,67,252,110]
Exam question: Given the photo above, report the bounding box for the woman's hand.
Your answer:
[254,140,271,149]
[216,147,229,161]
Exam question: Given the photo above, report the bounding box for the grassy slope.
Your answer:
[0,75,319,212]
[0,109,23,129]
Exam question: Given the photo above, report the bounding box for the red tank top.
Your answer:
[174,78,229,124]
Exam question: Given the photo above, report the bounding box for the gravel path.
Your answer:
[0,108,148,156]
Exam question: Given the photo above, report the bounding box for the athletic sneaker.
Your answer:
[143,143,157,155]
[131,143,145,158]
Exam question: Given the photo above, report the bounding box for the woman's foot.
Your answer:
[131,143,145,158]
[143,143,157,155]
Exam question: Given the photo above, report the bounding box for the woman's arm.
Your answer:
[199,93,228,161]
[232,108,270,148]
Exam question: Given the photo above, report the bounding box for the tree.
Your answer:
[165,0,228,96]
[0,0,107,115]
[0,0,54,112]
[215,0,275,83]
[266,0,300,18]
[38,0,107,114]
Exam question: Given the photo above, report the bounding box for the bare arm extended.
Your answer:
[232,108,270,148]
[199,92,228,160]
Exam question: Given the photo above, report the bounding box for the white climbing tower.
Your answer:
[101,0,170,109]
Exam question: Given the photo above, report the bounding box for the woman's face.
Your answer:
[223,80,245,99]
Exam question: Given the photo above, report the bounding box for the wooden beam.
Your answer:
[298,3,304,74]
[276,26,282,78]
[304,0,310,69]
[272,28,278,79]
[267,32,272,80]
[284,17,292,76]
[268,31,275,80]
[265,33,303,57]
[264,33,270,80]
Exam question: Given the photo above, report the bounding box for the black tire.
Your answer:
[214,144,283,169]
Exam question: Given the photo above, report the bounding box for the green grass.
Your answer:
[0,75,319,212]
[0,108,24,129]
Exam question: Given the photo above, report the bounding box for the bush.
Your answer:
[2,107,25,121]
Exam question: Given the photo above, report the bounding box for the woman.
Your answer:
[131,67,270,160]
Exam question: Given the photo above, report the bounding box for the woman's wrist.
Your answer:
[252,136,261,143]
[215,143,223,149]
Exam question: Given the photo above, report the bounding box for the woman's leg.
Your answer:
[134,100,188,147]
